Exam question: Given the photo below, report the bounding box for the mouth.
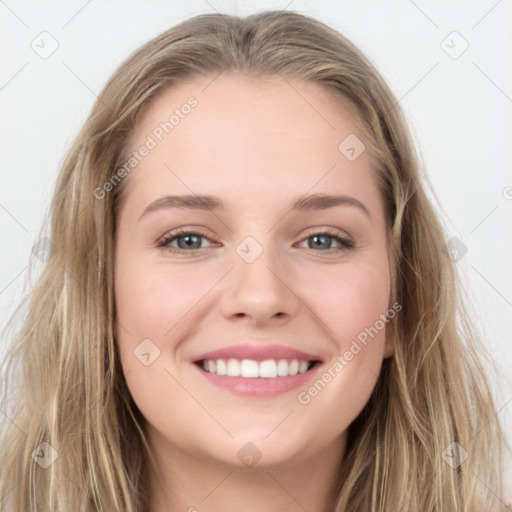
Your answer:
[191,344,323,397]
[195,358,320,378]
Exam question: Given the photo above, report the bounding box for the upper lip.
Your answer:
[191,343,322,363]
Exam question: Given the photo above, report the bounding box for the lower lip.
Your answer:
[193,363,322,397]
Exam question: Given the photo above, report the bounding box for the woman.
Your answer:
[0,10,506,511]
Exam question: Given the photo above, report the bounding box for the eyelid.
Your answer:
[299,226,354,246]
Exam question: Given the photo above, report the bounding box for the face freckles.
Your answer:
[114,73,394,470]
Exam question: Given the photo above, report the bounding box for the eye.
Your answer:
[298,228,354,252]
[157,227,353,255]
[158,228,216,253]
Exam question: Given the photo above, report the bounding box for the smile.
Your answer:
[191,343,322,397]
[199,358,313,378]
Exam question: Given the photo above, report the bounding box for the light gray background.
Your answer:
[1,0,511,499]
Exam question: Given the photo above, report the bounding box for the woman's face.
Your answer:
[114,73,394,469]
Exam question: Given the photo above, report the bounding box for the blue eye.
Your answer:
[158,228,354,255]
[299,230,354,252]
[174,234,204,249]
[308,234,335,250]
[159,230,213,252]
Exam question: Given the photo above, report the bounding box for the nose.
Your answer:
[220,243,299,327]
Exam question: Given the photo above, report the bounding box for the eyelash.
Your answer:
[157,227,354,255]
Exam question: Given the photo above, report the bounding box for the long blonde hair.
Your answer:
[0,10,506,511]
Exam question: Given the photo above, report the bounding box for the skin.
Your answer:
[114,73,394,512]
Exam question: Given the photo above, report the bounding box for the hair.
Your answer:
[0,10,507,512]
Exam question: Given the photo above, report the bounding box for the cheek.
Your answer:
[114,259,210,426]
[115,258,211,339]
[294,262,390,425]
[304,261,390,346]
[113,252,236,405]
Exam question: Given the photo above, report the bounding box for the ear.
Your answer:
[383,317,395,358]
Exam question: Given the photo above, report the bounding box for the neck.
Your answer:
[147,432,346,512]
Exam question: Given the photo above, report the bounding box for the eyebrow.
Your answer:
[138,193,370,220]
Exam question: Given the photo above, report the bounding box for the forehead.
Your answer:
[120,73,381,218]
[131,72,366,154]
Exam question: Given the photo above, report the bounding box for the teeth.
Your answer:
[289,360,299,376]
[200,358,312,378]
[216,359,227,376]
[259,360,277,378]
[227,359,241,377]
[240,359,259,378]
[276,359,289,376]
